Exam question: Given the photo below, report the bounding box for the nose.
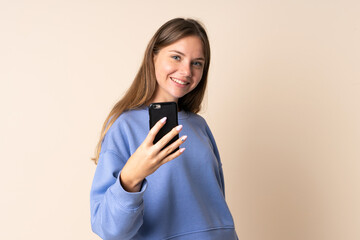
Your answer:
[179,62,192,78]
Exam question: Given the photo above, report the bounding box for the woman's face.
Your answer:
[152,35,205,103]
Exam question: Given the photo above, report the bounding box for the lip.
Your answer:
[170,77,189,86]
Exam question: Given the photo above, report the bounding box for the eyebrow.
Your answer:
[169,50,205,61]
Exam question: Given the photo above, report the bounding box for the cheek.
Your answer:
[163,62,176,75]
[194,70,203,84]
[156,61,176,78]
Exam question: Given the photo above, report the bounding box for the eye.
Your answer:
[171,55,181,61]
[192,61,203,67]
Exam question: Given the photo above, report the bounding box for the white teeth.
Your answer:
[171,78,188,85]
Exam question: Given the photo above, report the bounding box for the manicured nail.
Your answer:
[181,135,187,141]
[179,148,186,153]
[160,117,167,123]
[176,125,183,131]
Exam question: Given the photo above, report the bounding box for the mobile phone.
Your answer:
[149,102,179,152]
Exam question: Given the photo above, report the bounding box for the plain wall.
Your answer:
[1,0,359,239]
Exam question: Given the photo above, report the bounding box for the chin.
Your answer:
[169,91,187,100]
[174,94,188,100]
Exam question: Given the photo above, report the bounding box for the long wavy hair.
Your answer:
[92,18,211,164]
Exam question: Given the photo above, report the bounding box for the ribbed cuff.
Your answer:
[108,171,148,210]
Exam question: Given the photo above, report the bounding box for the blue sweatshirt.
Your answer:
[90,107,238,240]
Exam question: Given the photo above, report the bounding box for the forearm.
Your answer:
[90,174,147,240]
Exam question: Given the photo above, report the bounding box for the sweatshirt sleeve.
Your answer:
[204,122,226,197]
[90,140,147,239]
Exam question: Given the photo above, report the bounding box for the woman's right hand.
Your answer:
[120,117,187,192]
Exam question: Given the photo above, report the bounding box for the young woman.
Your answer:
[90,18,238,240]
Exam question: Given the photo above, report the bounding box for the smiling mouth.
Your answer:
[170,77,189,85]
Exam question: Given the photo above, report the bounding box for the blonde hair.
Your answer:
[92,18,211,164]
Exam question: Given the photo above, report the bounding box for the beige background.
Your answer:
[1,0,359,239]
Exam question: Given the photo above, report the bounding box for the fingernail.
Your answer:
[160,117,167,123]
[181,135,187,141]
[179,148,186,153]
[176,125,183,131]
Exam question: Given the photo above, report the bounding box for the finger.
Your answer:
[155,125,183,149]
[161,148,186,164]
[158,135,187,159]
[145,117,167,144]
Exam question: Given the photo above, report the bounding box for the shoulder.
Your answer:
[184,111,220,153]
[114,107,148,126]
[107,107,148,134]
[182,111,206,123]
[183,111,209,129]
[101,107,148,153]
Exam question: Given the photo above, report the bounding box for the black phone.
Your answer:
[149,102,179,152]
